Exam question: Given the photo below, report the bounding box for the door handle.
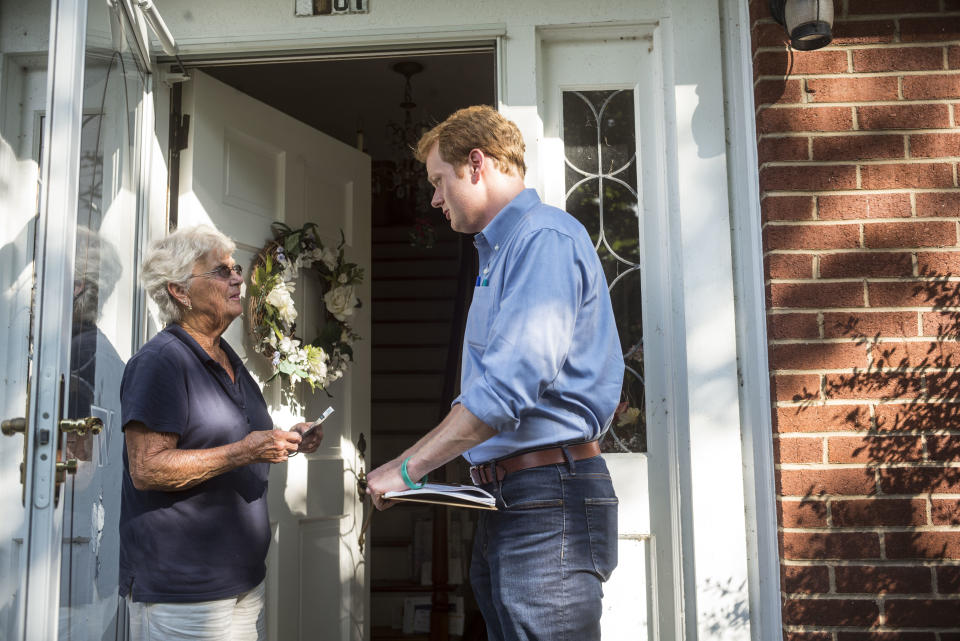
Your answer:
[2,417,26,436]
[59,416,103,436]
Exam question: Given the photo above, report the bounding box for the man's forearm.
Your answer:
[403,404,497,480]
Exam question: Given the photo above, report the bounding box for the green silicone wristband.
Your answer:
[401,456,426,489]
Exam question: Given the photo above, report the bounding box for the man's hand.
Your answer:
[365,458,414,511]
[243,429,301,464]
[290,421,323,454]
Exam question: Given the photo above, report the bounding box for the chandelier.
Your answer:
[385,61,428,202]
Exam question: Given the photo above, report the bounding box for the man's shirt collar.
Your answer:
[475,188,541,250]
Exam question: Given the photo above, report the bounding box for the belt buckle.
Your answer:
[469,466,483,486]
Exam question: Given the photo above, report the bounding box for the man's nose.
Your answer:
[431,188,442,209]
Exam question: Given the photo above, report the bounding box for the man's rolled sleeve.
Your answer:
[457,229,583,432]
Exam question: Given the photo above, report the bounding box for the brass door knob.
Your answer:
[58,417,103,436]
[2,418,26,436]
[56,459,78,474]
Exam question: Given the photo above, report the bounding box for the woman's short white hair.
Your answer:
[141,225,236,324]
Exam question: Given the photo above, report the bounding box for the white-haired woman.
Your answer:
[118,225,320,641]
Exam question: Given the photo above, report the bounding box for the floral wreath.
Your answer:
[249,222,363,392]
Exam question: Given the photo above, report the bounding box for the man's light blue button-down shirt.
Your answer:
[456,188,625,465]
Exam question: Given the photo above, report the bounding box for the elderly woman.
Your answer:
[118,225,320,641]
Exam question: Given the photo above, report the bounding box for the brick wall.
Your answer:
[750,1,960,638]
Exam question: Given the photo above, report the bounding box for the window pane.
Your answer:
[562,89,644,453]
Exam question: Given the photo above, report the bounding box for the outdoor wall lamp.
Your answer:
[769,0,834,51]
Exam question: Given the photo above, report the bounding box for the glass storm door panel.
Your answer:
[58,2,149,639]
[0,0,150,639]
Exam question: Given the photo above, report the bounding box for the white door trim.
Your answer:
[719,0,784,639]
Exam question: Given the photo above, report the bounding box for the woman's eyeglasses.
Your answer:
[188,264,243,280]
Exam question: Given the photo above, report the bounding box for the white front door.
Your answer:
[177,70,372,641]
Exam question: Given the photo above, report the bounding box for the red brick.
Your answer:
[828,436,925,464]
[869,281,952,307]
[911,133,960,159]
[885,599,960,626]
[787,633,833,641]
[756,50,849,76]
[932,498,960,525]
[875,402,960,431]
[759,106,854,134]
[823,372,925,401]
[781,499,829,527]
[808,77,899,103]
[779,467,877,495]
[853,47,944,73]
[762,165,858,191]
[916,192,960,217]
[927,436,960,464]
[927,370,960,399]
[861,163,955,190]
[776,404,871,433]
[819,252,913,278]
[922,310,960,337]
[872,340,960,369]
[813,134,904,161]
[937,565,960,592]
[903,74,960,100]
[782,564,830,593]
[763,195,816,221]
[917,251,960,275]
[859,104,952,130]
[773,373,821,401]
[767,253,815,279]
[835,565,932,594]
[879,468,960,494]
[769,313,821,339]
[759,136,809,163]
[823,311,918,339]
[752,21,789,48]
[772,342,870,370]
[952,45,960,70]
[818,193,912,220]
[900,17,960,42]
[766,223,860,250]
[848,0,939,13]
[838,633,936,641]
[783,532,881,559]
[832,497,927,525]
[832,19,897,45]
[776,436,824,463]
[782,597,880,626]
[771,282,865,308]
[865,221,957,248]
[755,78,804,106]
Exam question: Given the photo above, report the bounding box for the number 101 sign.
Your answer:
[296,0,368,15]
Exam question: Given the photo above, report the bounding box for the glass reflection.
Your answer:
[562,89,645,453]
[59,4,146,639]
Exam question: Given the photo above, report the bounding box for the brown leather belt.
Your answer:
[469,440,601,485]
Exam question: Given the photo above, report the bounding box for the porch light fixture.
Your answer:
[385,61,428,201]
[769,0,833,51]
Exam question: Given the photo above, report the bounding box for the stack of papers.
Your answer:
[384,482,497,510]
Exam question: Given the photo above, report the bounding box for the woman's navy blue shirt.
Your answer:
[118,324,273,602]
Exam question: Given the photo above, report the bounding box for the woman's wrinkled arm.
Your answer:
[124,422,302,491]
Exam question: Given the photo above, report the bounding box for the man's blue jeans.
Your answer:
[469,455,618,641]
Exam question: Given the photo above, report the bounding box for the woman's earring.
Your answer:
[184,299,192,310]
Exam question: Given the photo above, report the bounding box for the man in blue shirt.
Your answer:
[365,105,624,640]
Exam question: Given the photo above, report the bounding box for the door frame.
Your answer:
[145,4,782,639]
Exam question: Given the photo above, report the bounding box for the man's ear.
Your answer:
[468,149,484,183]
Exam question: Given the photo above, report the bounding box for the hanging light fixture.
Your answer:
[385,61,427,201]
[769,0,834,51]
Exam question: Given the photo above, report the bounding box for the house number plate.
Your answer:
[296,0,368,15]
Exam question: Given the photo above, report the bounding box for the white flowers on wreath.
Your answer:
[249,222,363,392]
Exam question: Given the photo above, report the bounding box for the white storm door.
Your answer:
[539,26,669,641]
[177,69,371,641]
